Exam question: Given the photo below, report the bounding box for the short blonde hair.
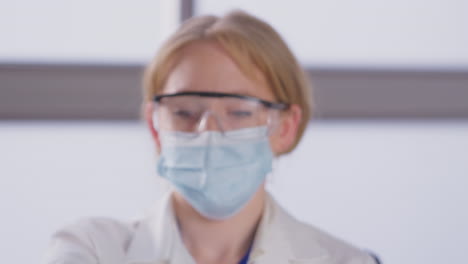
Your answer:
[143,10,312,154]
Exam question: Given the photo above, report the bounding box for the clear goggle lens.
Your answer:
[152,95,282,138]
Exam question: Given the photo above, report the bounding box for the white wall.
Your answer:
[197,0,468,68]
[1,121,467,264]
[0,0,172,63]
[1,0,467,67]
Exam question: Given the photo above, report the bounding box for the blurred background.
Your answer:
[1,0,467,263]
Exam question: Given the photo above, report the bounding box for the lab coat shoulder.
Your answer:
[44,193,377,264]
[44,217,136,264]
[274,204,376,264]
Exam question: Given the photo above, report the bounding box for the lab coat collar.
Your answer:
[125,191,191,264]
[125,191,329,264]
[249,193,330,264]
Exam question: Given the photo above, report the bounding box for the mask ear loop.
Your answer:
[152,104,174,196]
[265,109,281,136]
[265,157,278,187]
[265,108,284,191]
[152,103,160,132]
[264,109,275,190]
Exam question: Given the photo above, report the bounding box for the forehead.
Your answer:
[162,41,275,101]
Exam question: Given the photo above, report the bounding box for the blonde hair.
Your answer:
[143,10,312,154]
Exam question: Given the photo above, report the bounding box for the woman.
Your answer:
[45,11,377,264]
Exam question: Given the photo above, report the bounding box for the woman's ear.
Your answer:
[270,104,302,155]
[144,102,161,153]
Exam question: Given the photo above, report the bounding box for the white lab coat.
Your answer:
[44,191,376,264]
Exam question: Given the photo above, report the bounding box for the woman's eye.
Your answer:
[230,110,253,118]
[173,110,195,119]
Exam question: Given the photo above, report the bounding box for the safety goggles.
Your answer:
[152,91,289,138]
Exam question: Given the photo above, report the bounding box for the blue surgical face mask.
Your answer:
[157,126,273,220]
